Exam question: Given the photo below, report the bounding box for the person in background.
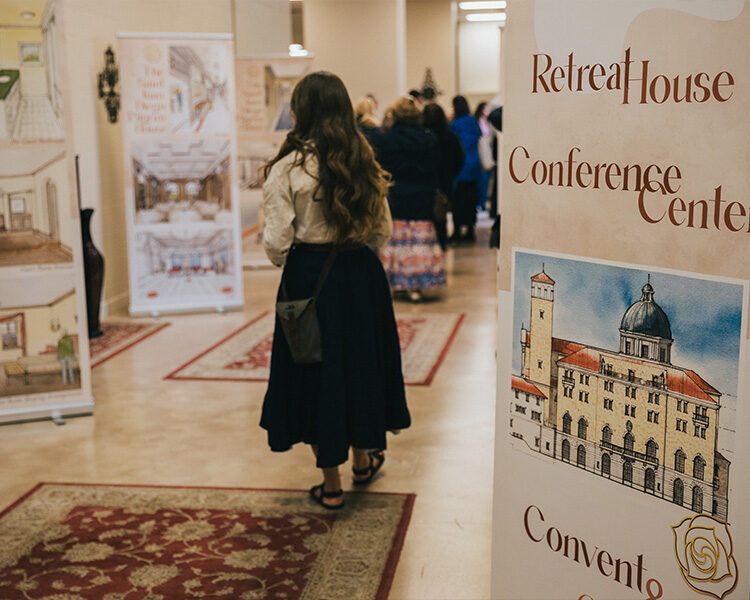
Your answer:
[378,96,446,302]
[450,95,482,243]
[422,103,464,250]
[261,72,411,510]
[366,93,379,113]
[474,101,493,212]
[354,95,381,148]
[408,89,424,109]
[57,330,75,385]
[487,106,503,248]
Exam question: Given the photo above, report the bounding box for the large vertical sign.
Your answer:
[235,56,312,267]
[0,0,93,424]
[118,33,244,315]
[493,2,749,599]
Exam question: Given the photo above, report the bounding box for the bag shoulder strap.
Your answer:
[312,250,338,299]
[280,249,338,302]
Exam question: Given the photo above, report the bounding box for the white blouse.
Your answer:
[262,151,393,266]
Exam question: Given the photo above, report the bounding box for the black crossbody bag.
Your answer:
[275,250,338,364]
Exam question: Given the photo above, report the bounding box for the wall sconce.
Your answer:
[98,46,120,123]
[50,317,60,332]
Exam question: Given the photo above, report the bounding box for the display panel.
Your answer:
[493,2,749,599]
[118,33,243,314]
[0,0,93,423]
[235,56,312,267]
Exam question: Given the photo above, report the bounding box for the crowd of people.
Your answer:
[354,89,500,302]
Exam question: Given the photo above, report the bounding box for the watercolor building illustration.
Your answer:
[510,264,732,520]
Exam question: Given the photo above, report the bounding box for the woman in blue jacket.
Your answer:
[450,96,482,243]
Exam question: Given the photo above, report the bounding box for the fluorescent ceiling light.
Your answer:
[466,12,507,22]
[21,11,36,19]
[460,1,506,10]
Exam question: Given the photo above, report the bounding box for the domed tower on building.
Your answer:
[619,277,673,364]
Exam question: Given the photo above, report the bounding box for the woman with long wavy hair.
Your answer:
[261,72,411,509]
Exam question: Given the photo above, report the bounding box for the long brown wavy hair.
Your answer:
[263,71,389,245]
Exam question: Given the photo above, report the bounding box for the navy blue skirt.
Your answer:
[260,245,411,468]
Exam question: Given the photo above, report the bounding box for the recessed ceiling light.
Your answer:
[466,12,507,22]
[21,11,36,19]
[289,43,308,57]
[460,1,506,10]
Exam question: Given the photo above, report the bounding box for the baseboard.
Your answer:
[103,289,130,318]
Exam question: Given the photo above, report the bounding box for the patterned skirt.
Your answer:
[380,220,447,291]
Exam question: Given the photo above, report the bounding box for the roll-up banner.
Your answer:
[235,56,312,268]
[493,2,749,599]
[118,33,244,315]
[0,0,93,424]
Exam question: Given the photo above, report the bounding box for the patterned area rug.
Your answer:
[165,312,465,386]
[90,322,171,368]
[0,483,414,600]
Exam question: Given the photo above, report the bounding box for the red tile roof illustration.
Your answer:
[558,347,601,372]
[552,337,586,357]
[667,370,715,403]
[556,343,719,404]
[683,369,719,395]
[531,271,555,284]
[511,376,547,399]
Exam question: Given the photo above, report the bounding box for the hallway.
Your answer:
[0,238,497,599]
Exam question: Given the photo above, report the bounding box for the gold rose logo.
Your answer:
[672,514,738,599]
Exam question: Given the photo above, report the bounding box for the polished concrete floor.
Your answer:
[0,235,497,600]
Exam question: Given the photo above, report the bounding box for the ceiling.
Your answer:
[0,270,74,308]
[0,0,48,27]
[134,139,230,181]
[0,145,64,177]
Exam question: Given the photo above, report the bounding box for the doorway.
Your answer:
[46,180,59,240]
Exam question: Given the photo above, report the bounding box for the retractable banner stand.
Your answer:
[118,33,244,315]
[235,56,312,268]
[493,2,749,599]
[0,0,93,424]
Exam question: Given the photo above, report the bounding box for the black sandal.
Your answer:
[309,484,344,510]
[352,451,385,485]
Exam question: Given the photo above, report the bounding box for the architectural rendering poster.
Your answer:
[235,56,312,267]
[493,2,750,599]
[118,33,244,314]
[0,0,93,423]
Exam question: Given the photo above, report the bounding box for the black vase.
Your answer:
[81,208,104,338]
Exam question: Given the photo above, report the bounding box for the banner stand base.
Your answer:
[129,302,244,318]
[0,400,95,427]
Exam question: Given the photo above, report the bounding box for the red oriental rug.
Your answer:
[0,483,415,600]
[90,321,171,368]
[165,312,465,386]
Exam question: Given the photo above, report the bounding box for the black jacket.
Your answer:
[375,123,438,221]
[357,120,382,150]
[428,124,465,200]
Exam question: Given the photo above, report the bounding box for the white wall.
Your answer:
[304,0,406,111]
[458,21,501,98]
[406,0,455,105]
[234,0,290,57]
